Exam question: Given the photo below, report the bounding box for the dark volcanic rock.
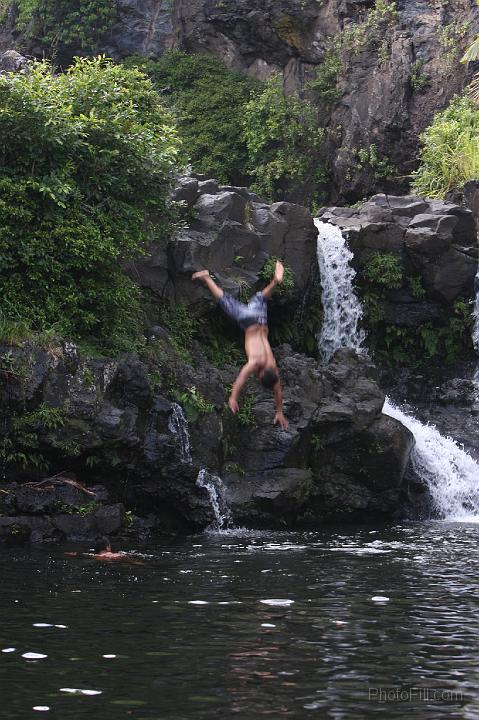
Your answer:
[127,174,317,313]
[0,335,415,537]
[223,348,414,526]
[319,194,478,323]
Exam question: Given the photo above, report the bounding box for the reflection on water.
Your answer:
[1,522,479,718]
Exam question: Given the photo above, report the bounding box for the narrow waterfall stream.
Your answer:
[315,219,479,520]
[168,403,192,464]
[196,469,232,530]
[314,219,366,362]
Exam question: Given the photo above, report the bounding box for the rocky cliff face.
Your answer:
[0,180,417,544]
[2,1,478,202]
[172,0,479,201]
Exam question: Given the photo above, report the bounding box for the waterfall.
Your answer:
[196,469,232,530]
[315,218,479,521]
[168,403,192,464]
[314,219,366,361]
[384,399,479,520]
[473,269,479,352]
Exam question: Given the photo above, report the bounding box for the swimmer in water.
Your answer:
[192,260,289,429]
[65,537,143,563]
[93,536,127,561]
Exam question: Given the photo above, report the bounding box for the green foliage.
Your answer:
[241,76,325,200]
[268,280,323,355]
[203,338,244,368]
[369,299,473,366]
[126,51,258,185]
[235,393,256,428]
[59,500,99,515]
[158,304,194,362]
[175,386,214,423]
[462,35,479,103]
[14,0,117,54]
[438,20,470,66]
[409,60,429,92]
[259,257,295,297]
[409,276,426,299]
[306,48,342,106]
[0,57,180,354]
[411,96,479,198]
[356,144,394,179]
[0,403,64,476]
[341,0,398,62]
[363,254,403,289]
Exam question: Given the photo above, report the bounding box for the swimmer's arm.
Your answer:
[261,260,284,300]
[273,380,289,429]
[228,361,258,413]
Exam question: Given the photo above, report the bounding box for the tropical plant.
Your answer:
[0,56,181,353]
[241,76,325,201]
[411,96,479,198]
[462,35,479,103]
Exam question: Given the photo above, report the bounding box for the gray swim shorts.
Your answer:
[218,292,268,331]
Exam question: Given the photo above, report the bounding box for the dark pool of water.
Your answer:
[1,521,479,719]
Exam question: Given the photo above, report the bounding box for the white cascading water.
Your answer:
[315,219,366,362]
[473,268,479,353]
[315,219,479,521]
[168,403,192,464]
[196,469,232,530]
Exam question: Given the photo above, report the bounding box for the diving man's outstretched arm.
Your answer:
[228,360,259,413]
[261,260,284,300]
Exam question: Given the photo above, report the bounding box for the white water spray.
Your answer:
[315,218,479,521]
[383,399,479,520]
[168,403,192,464]
[196,469,232,530]
[315,219,366,361]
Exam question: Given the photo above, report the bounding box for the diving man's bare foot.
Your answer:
[192,270,210,281]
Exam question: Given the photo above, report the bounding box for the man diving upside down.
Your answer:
[192,260,289,430]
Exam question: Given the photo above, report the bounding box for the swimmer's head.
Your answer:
[94,536,111,553]
[260,366,279,390]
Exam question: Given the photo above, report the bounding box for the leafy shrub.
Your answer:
[176,386,214,423]
[259,257,295,297]
[158,304,194,361]
[242,76,325,201]
[363,254,403,289]
[0,57,180,353]
[126,51,258,185]
[412,96,479,198]
[341,0,398,62]
[368,300,473,366]
[306,48,342,106]
[16,0,118,51]
[14,0,117,54]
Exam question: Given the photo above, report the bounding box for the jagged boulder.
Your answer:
[319,194,478,322]
[222,348,414,526]
[0,49,27,72]
[127,173,317,313]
